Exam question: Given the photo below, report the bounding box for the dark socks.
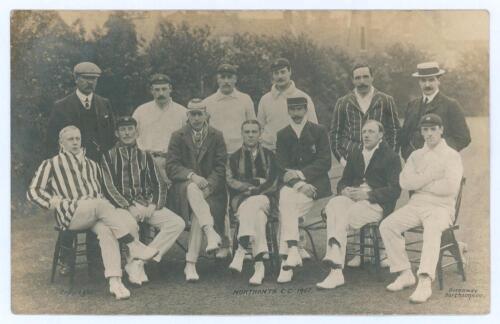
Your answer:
[254,252,265,262]
[287,240,298,248]
[238,236,250,250]
[328,237,341,248]
[118,233,134,245]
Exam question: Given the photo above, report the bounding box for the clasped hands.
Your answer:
[341,186,370,201]
[191,173,211,198]
[129,202,156,222]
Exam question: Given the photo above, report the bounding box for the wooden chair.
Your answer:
[405,177,467,290]
[345,222,384,280]
[50,228,94,289]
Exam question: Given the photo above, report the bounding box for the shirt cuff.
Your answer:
[187,172,194,180]
[296,171,306,181]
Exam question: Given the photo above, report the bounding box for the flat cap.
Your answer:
[149,73,172,86]
[217,63,238,75]
[115,116,137,129]
[287,97,308,110]
[73,62,101,77]
[187,98,206,111]
[419,113,443,127]
[271,58,291,71]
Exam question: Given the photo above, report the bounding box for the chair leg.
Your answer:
[268,221,280,277]
[437,249,444,290]
[69,235,78,291]
[371,226,381,281]
[302,227,319,261]
[359,227,365,268]
[50,232,62,283]
[232,222,239,254]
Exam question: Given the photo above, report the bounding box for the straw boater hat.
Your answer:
[412,62,446,78]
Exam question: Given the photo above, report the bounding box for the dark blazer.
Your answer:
[337,141,401,217]
[399,92,471,160]
[276,121,332,199]
[47,92,115,161]
[165,125,227,228]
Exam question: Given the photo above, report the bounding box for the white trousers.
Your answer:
[324,196,383,267]
[379,201,453,281]
[68,198,138,278]
[236,195,270,256]
[185,183,216,263]
[278,186,314,255]
[131,205,185,262]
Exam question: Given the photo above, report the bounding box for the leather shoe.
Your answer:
[409,276,432,303]
[249,261,265,285]
[386,269,416,292]
[184,262,199,282]
[316,269,345,289]
[204,226,221,253]
[282,246,302,270]
[128,240,159,261]
[277,266,293,283]
[125,260,143,286]
[229,247,246,273]
[109,277,130,300]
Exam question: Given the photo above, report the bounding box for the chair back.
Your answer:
[453,177,466,225]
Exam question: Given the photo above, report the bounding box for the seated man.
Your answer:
[316,120,401,289]
[275,97,332,283]
[380,113,463,303]
[27,126,158,300]
[101,116,185,285]
[165,98,228,282]
[227,120,278,285]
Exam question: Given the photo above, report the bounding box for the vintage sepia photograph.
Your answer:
[10,9,490,315]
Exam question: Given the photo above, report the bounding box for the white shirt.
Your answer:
[132,100,187,153]
[400,139,463,210]
[204,88,256,154]
[289,116,308,139]
[423,90,439,104]
[76,89,93,110]
[361,140,381,172]
[257,81,318,150]
[354,86,375,114]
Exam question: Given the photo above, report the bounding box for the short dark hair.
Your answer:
[363,119,384,133]
[351,63,373,78]
[241,119,262,131]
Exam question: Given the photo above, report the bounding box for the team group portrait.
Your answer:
[10,10,490,315]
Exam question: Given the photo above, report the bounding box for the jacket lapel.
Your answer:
[424,92,441,114]
[366,90,383,114]
[196,128,213,164]
[346,92,362,112]
[364,142,385,176]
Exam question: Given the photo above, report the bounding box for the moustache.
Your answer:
[158,95,166,100]
[357,84,369,89]
[424,87,433,91]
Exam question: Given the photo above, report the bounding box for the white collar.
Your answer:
[215,88,239,100]
[423,90,439,103]
[422,138,446,154]
[362,140,381,155]
[354,86,375,100]
[76,89,93,109]
[289,116,307,138]
[271,80,296,99]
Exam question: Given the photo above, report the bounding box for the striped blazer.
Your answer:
[27,151,103,230]
[329,89,400,162]
[101,143,166,210]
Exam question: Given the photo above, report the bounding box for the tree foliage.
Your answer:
[11,11,489,205]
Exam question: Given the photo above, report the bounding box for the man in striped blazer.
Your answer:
[101,116,185,285]
[330,63,400,165]
[28,125,159,300]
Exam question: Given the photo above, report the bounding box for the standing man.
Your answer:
[101,116,185,285]
[380,114,463,303]
[47,62,115,161]
[203,63,256,258]
[165,99,228,282]
[28,126,159,300]
[400,62,471,160]
[132,73,187,187]
[227,120,278,285]
[257,58,318,151]
[275,97,332,283]
[317,120,401,289]
[46,61,116,276]
[204,63,256,154]
[330,63,400,165]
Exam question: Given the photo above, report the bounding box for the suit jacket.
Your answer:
[46,92,116,161]
[330,89,400,161]
[337,141,401,217]
[400,92,471,160]
[276,121,332,199]
[165,125,227,222]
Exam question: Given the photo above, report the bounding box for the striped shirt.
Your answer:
[329,89,400,162]
[27,151,103,230]
[101,143,166,210]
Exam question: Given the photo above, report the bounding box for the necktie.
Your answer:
[85,98,90,109]
[423,97,429,105]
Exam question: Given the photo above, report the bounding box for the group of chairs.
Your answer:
[50,178,467,292]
